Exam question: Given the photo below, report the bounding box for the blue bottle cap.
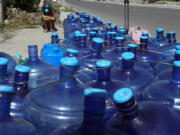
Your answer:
[109,32,117,35]
[119,29,126,32]
[121,52,135,60]
[175,50,180,55]
[167,31,176,35]
[140,36,148,40]
[142,32,148,36]
[51,32,58,36]
[79,33,86,37]
[115,36,125,40]
[74,31,81,36]
[173,61,180,67]
[84,88,107,98]
[60,57,79,66]
[15,65,31,73]
[127,43,138,48]
[0,85,14,92]
[111,24,117,27]
[66,48,79,54]
[96,59,112,68]
[93,38,104,44]
[0,57,8,65]
[176,45,180,50]
[113,88,133,103]
[156,28,164,32]
[90,31,96,35]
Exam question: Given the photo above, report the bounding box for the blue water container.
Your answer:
[0,85,38,135]
[111,52,154,100]
[51,88,108,135]
[103,32,117,52]
[63,13,74,38]
[0,52,16,73]
[24,45,57,88]
[87,59,128,120]
[24,57,84,135]
[106,88,180,135]
[10,65,31,119]
[143,60,180,115]
[136,36,162,74]
[0,57,12,85]
[41,44,64,67]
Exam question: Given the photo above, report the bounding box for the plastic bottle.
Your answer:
[103,32,117,53]
[87,59,128,120]
[0,57,12,85]
[24,45,57,88]
[0,52,16,73]
[0,85,38,135]
[143,61,180,115]
[51,88,108,135]
[106,88,180,135]
[111,52,154,100]
[10,65,31,119]
[24,57,84,135]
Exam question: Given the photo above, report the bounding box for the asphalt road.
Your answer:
[65,0,180,38]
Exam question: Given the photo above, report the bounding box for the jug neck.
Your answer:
[156,32,165,41]
[140,38,148,50]
[167,32,176,43]
[122,59,134,69]
[0,64,7,74]
[97,67,111,81]
[78,36,87,48]
[14,71,29,94]
[128,48,137,59]
[92,43,102,58]
[172,66,180,82]
[28,45,39,62]
[175,52,180,60]
[116,97,139,120]
[0,93,13,121]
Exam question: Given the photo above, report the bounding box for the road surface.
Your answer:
[65,0,180,38]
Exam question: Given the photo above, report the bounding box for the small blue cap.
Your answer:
[60,57,79,66]
[167,31,176,35]
[176,45,180,50]
[15,65,31,73]
[0,57,8,65]
[142,32,148,36]
[84,88,107,98]
[115,36,125,40]
[51,32,58,36]
[66,48,79,54]
[90,31,96,35]
[156,28,164,32]
[96,59,112,68]
[0,85,14,92]
[121,52,135,60]
[113,88,133,103]
[93,38,104,44]
[74,31,81,36]
[175,50,180,55]
[127,43,138,48]
[109,32,117,35]
[173,61,180,67]
[79,33,86,37]
[140,36,148,40]
[111,24,117,27]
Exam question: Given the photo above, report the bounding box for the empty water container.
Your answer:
[106,88,180,135]
[112,52,154,100]
[10,65,31,119]
[0,85,38,135]
[51,88,108,135]
[24,57,84,135]
[143,61,180,115]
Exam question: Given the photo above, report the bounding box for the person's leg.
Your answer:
[44,20,49,32]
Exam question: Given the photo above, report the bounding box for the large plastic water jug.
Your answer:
[10,65,31,119]
[51,88,108,135]
[24,57,84,135]
[143,60,180,115]
[106,88,180,135]
[0,85,38,135]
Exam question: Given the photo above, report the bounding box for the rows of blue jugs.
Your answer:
[0,11,180,135]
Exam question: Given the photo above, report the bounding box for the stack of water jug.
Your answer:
[1,11,180,135]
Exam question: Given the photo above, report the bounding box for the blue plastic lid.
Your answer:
[113,88,133,103]
[156,28,164,32]
[90,31,96,35]
[127,43,138,48]
[93,38,104,44]
[15,65,31,73]
[121,52,135,60]
[0,57,8,65]
[79,33,86,37]
[111,24,117,27]
[142,32,149,36]
[115,36,125,40]
[84,88,107,98]
[96,59,112,68]
[51,32,58,36]
[140,36,148,40]
[175,50,180,55]
[66,48,79,54]
[176,45,180,50]
[74,31,81,36]
[167,31,176,35]
[109,32,117,35]
[0,85,14,92]
[60,57,79,66]
[173,61,180,67]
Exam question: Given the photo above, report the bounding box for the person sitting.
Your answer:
[41,2,57,32]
